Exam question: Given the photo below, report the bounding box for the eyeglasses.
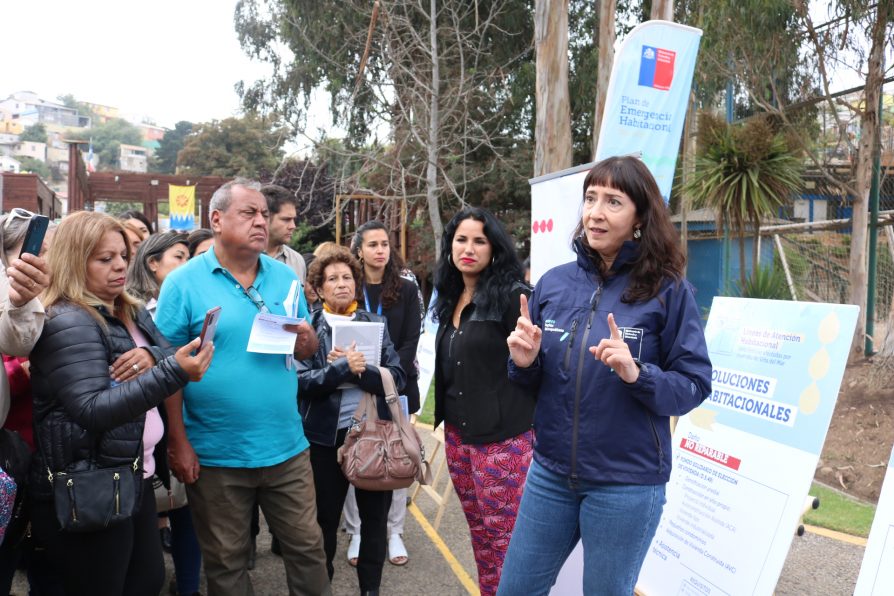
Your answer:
[3,208,33,230]
[244,285,270,314]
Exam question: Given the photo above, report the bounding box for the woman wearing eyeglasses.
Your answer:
[297,245,406,596]
[0,208,57,595]
[27,212,213,596]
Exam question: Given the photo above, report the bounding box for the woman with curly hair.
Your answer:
[433,207,536,596]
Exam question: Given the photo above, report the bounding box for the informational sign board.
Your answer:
[636,298,858,596]
[529,164,592,285]
[855,446,894,595]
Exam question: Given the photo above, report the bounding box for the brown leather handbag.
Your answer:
[337,367,432,491]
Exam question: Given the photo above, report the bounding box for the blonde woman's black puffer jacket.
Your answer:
[28,302,188,501]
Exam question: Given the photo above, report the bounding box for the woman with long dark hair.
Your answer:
[433,207,536,596]
[499,156,712,595]
[342,220,422,567]
[126,231,203,596]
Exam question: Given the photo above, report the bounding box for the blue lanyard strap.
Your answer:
[362,285,382,316]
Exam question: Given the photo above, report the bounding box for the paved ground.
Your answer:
[11,426,869,595]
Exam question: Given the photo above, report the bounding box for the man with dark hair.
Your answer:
[262,184,306,283]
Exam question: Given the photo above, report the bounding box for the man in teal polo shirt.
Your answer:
[156,178,330,596]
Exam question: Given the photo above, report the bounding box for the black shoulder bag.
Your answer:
[38,316,143,533]
[38,429,142,533]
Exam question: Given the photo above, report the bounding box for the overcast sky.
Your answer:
[2,1,882,137]
[2,0,282,128]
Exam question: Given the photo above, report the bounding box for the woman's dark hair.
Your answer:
[187,228,214,258]
[307,245,361,300]
[118,210,153,234]
[573,155,685,303]
[433,207,524,323]
[126,231,189,302]
[350,220,406,310]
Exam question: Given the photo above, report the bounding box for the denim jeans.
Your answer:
[497,459,665,596]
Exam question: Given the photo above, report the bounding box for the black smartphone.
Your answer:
[198,306,222,351]
[19,215,50,259]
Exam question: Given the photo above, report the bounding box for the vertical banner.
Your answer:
[594,20,702,202]
[636,298,858,596]
[169,184,196,230]
[530,21,701,286]
[855,446,894,595]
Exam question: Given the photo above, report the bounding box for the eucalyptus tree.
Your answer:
[235,0,535,250]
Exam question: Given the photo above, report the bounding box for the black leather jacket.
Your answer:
[434,282,537,444]
[297,309,406,447]
[29,302,188,500]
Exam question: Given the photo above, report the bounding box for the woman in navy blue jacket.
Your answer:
[499,156,712,596]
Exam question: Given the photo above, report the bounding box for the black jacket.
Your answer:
[434,282,536,444]
[29,302,189,500]
[297,309,406,447]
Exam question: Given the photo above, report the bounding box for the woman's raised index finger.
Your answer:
[607,312,622,340]
[520,293,531,320]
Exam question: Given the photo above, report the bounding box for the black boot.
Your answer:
[361,591,379,596]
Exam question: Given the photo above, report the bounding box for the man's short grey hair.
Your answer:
[209,177,263,213]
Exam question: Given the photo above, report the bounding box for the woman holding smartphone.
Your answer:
[29,212,213,596]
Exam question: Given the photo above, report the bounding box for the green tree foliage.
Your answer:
[235,0,537,251]
[74,118,144,171]
[686,112,804,286]
[152,121,193,174]
[19,123,47,144]
[16,156,50,180]
[176,115,284,179]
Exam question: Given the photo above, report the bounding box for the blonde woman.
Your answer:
[28,211,212,596]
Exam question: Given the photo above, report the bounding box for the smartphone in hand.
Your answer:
[19,215,50,259]
[198,306,222,351]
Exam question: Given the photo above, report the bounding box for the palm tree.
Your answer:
[685,112,804,288]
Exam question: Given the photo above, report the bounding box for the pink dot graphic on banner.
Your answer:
[546,219,554,232]
[532,221,539,234]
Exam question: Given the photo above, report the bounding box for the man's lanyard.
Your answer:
[362,284,383,316]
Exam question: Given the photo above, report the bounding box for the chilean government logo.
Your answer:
[638,45,676,91]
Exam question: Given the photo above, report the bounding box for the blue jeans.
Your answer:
[496,459,665,596]
[169,504,202,594]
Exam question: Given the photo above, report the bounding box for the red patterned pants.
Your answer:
[445,424,534,596]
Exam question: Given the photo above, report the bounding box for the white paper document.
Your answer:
[247,313,304,354]
[331,321,385,363]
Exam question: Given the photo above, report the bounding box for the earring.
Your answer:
[633,227,642,240]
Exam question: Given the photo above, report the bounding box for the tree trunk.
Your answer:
[650,0,673,21]
[534,0,572,177]
[591,0,616,159]
[426,0,444,250]
[847,1,888,358]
